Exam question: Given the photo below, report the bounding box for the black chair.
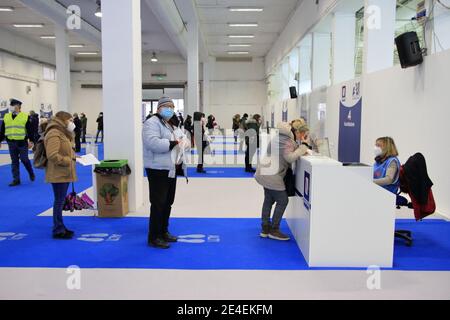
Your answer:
[395,195,414,247]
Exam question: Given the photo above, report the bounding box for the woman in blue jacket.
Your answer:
[373,136,401,194]
[143,96,187,249]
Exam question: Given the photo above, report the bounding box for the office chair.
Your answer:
[395,195,414,247]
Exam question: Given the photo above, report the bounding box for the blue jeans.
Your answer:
[7,140,34,182]
[52,183,70,235]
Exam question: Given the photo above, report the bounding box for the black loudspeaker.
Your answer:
[395,31,423,69]
[289,86,298,99]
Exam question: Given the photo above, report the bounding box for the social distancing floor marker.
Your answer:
[0,232,28,241]
[77,233,122,242]
[177,234,221,244]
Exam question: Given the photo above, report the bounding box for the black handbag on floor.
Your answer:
[284,167,296,197]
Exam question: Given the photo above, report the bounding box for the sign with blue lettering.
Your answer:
[303,171,311,211]
[0,101,8,129]
[271,105,275,128]
[282,101,288,122]
[338,81,362,163]
[40,103,53,119]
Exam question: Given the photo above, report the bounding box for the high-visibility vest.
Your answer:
[4,112,28,141]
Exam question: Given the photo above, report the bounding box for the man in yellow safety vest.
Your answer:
[0,99,35,186]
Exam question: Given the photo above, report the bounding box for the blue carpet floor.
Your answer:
[0,216,449,270]
[0,151,449,271]
[143,167,254,179]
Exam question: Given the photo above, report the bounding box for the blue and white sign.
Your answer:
[303,171,311,211]
[40,103,53,118]
[282,101,288,122]
[338,81,362,163]
[0,100,8,128]
[271,105,275,128]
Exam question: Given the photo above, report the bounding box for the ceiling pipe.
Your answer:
[18,0,101,47]
[144,0,188,60]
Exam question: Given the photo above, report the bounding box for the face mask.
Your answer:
[374,146,383,157]
[10,107,16,113]
[160,107,174,120]
[67,121,76,133]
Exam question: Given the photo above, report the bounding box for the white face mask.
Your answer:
[10,107,16,113]
[67,121,76,133]
[374,146,383,157]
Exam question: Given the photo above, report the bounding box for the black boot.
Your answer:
[9,180,20,187]
[163,232,178,243]
[148,238,170,249]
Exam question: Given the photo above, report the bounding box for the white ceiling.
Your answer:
[0,0,181,58]
[195,0,301,57]
[0,0,99,55]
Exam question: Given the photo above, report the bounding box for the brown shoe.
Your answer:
[269,228,290,241]
[260,224,271,238]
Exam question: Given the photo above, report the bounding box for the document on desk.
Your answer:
[76,153,100,166]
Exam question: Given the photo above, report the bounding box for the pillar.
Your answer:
[187,20,199,117]
[55,25,71,112]
[311,32,331,90]
[332,13,356,84]
[101,0,143,212]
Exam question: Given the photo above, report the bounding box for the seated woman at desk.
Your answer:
[255,120,311,241]
[373,137,401,194]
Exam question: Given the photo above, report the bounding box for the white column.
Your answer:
[332,13,356,84]
[55,26,71,112]
[299,34,312,94]
[202,58,211,115]
[431,0,450,54]
[311,32,331,90]
[187,20,199,117]
[101,0,143,212]
[363,0,396,74]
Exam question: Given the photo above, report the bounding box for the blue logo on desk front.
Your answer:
[303,171,311,211]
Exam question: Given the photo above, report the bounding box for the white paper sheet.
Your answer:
[76,153,100,166]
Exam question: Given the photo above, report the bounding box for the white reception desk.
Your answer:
[286,156,396,268]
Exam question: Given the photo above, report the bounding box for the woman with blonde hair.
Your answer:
[373,136,401,194]
[44,111,77,239]
[254,120,311,241]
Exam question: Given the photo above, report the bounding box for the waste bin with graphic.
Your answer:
[94,160,131,217]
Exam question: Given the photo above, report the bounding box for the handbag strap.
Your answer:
[71,182,76,194]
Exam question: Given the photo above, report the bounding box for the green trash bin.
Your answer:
[94,160,130,217]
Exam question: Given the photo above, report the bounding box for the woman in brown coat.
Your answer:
[44,111,78,239]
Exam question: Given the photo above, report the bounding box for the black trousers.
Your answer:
[7,140,34,182]
[146,168,177,241]
[75,132,81,152]
[245,137,258,169]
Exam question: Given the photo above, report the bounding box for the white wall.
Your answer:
[208,58,266,128]
[325,50,450,218]
[0,52,57,115]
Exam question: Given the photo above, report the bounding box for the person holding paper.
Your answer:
[44,111,78,239]
[143,96,184,249]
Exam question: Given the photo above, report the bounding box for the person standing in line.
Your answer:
[143,96,184,249]
[238,113,248,152]
[194,111,207,173]
[28,110,40,143]
[73,113,82,153]
[206,115,216,136]
[0,99,35,187]
[244,114,262,173]
[80,113,88,143]
[44,111,77,239]
[95,112,104,143]
[255,120,311,241]
[232,114,241,143]
[184,115,194,147]
[178,112,184,129]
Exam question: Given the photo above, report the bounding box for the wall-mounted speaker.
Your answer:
[395,31,424,69]
[289,86,298,99]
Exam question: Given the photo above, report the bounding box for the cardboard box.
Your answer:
[96,173,129,217]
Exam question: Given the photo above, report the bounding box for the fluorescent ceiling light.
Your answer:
[228,44,252,47]
[0,7,14,12]
[229,8,263,12]
[13,23,44,28]
[228,35,255,38]
[228,51,249,55]
[151,52,158,63]
[76,52,98,55]
[69,44,85,48]
[40,35,55,39]
[95,0,102,17]
[228,23,258,27]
